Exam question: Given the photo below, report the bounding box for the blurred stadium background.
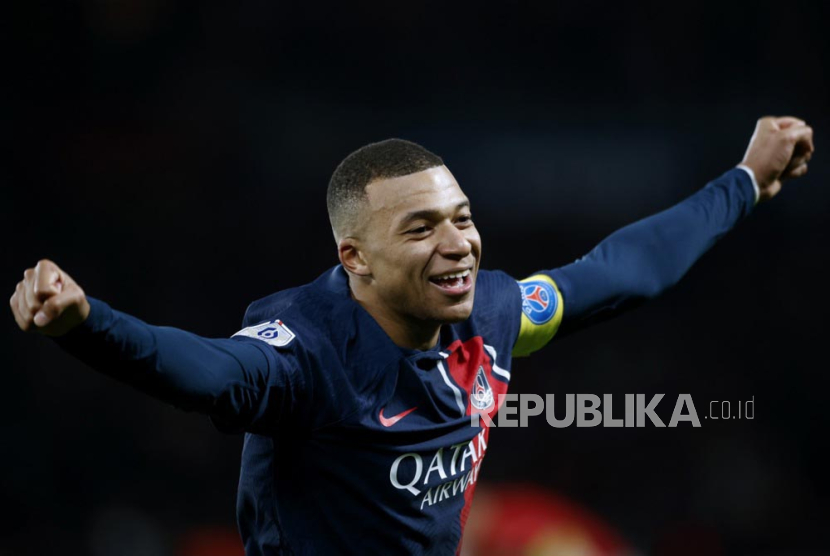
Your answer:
[2,1,828,554]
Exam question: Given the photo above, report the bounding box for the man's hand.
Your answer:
[9,259,90,337]
[741,116,815,202]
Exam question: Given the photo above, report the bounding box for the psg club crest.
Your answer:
[520,280,557,325]
[471,366,495,412]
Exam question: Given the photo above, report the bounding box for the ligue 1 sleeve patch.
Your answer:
[233,319,296,348]
[519,280,557,325]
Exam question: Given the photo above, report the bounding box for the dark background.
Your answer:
[2,1,828,555]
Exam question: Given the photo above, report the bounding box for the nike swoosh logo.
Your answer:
[379,406,418,427]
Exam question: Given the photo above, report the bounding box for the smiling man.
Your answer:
[333,154,482,348]
[9,118,814,555]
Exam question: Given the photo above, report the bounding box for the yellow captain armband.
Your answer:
[512,274,564,358]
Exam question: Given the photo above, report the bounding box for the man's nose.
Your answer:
[437,223,472,258]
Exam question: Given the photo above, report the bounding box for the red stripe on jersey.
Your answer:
[442,336,509,554]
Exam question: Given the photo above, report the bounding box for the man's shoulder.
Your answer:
[242,266,347,328]
[472,268,521,309]
[242,283,314,327]
[462,268,524,351]
[476,268,517,287]
[237,266,393,425]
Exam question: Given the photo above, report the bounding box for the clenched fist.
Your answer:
[9,260,90,337]
[742,116,815,202]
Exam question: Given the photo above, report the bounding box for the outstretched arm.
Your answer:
[9,260,304,433]
[550,166,756,334]
[513,117,814,354]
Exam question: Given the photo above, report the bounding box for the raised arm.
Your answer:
[556,116,813,333]
[513,117,814,354]
[549,167,755,334]
[9,260,305,434]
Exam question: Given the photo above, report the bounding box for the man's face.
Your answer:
[357,165,481,325]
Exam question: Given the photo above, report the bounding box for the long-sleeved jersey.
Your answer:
[55,167,757,555]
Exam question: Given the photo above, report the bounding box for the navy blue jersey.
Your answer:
[54,167,757,555]
[231,266,522,555]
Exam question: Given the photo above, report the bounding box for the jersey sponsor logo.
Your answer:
[470,366,494,412]
[232,319,296,347]
[520,280,557,325]
[387,338,505,514]
[379,406,418,427]
[389,429,489,511]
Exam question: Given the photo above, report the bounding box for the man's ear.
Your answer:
[338,238,371,277]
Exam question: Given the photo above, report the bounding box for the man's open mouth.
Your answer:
[429,269,473,295]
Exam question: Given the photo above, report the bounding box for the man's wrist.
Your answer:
[736,164,761,205]
[60,297,112,337]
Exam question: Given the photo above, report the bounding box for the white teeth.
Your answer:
[434,269,470,280]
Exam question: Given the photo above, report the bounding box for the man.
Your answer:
[9,117,814,555]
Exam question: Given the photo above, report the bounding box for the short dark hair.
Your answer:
[327,138,444,239]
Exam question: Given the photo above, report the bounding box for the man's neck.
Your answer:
[349,280,440,351]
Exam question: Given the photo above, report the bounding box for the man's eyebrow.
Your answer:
[398,201,471,227]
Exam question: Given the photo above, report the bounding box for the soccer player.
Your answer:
[9,116,814,555]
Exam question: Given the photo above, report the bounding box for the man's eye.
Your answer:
[408,226,429,234]
[457,215,473,224]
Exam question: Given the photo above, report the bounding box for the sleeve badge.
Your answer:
[233,319,296,348]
